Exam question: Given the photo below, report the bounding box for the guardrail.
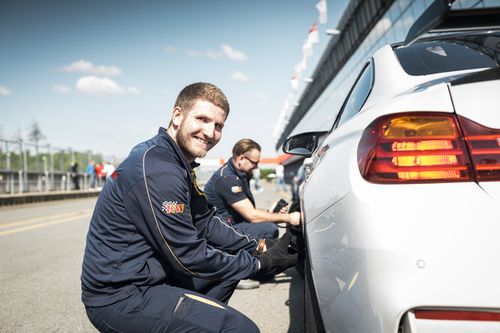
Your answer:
[0,170,105,194]
[0,188,101,206]
[0,138,119,195]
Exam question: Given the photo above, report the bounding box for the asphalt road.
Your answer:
[0,198,96,332]
[0,181,304,332]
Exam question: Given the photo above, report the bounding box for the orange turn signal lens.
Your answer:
[383,116,457,139]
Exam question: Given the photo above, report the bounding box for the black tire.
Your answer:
[304,255,325,333]
[287,197,305,279]
[287,225,305,279]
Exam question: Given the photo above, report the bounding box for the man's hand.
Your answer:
[288,211,301,226]
[256,231,297,276]
[279,206,288,214]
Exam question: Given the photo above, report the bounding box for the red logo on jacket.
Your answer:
[161,201,185,214]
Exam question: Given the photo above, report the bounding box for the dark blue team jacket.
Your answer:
[81,128,260,307]
[204,159,255,225]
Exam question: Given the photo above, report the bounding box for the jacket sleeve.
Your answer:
[196,209,259,253]
[214,176,248,205]
[124,160,259,281]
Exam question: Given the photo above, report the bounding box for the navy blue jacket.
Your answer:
[81,128,260,307]
[204,159,255,225]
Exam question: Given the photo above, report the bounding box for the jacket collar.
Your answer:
[228,157,255,204]
[228,158,249,183]
[153,127,198,180]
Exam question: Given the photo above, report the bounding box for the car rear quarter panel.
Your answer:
[301,83,500,333]
[450,77,500,128]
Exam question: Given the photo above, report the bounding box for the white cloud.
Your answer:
[126,86,140,95]
[186,44,248,62]
[61,60,122,76]
[0,85,12,96]
[244,93,269,101]
[185,49,198,57]
[185,49,222,59]
[164,46,177,53]
[230,71,249,81]
[53,85,71,94]
[75,76,140,96]
[221,44,248,62]
[256,92,268,101]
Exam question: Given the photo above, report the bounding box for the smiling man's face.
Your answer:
[173,99,226,162]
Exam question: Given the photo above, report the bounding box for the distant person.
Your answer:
[69,162,80,190]
[81,82,296,332]
[252,167,263,193]
[204,139,300,289]
[274,163,287,192]
[95,162,104,187]
[204,138,301,240]
[102,161,116,180]
[86,160,96,189]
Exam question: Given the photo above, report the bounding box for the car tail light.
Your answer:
[358,112,500,183]
[414,309,500,322]
[358,112,474,183]
[459,116,500,181]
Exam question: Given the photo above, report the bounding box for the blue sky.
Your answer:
[1,0,345,159]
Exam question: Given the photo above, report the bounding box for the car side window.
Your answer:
[335,61,374,128]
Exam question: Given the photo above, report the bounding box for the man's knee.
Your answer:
[222,307,260,333]
[263,223,279,239]
[165,293,260,333]
[85,287,260,333]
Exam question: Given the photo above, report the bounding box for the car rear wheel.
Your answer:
[304,254,325,333]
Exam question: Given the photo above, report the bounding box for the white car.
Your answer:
[284,3,500,333]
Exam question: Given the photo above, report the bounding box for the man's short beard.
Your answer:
[176,125,208,161]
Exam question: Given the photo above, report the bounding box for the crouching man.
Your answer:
[81,82,296,333]
[204,138,301,240]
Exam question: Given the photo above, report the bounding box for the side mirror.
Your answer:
[283,131,327,157]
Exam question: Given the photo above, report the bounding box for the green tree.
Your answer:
[28,121,46,144]
[28,121,46,171]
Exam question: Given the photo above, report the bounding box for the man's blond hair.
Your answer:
[174,82,230,115]
[232,139,261,159]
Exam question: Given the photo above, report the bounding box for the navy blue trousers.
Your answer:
[85,277,259,333]
[233,221,279,240]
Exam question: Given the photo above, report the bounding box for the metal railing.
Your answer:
[0,138,117,194]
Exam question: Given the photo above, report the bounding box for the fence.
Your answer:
[0,138,117,194]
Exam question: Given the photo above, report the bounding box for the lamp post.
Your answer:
[42,155,48,192]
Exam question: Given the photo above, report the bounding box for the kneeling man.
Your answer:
[205,138,301,241]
